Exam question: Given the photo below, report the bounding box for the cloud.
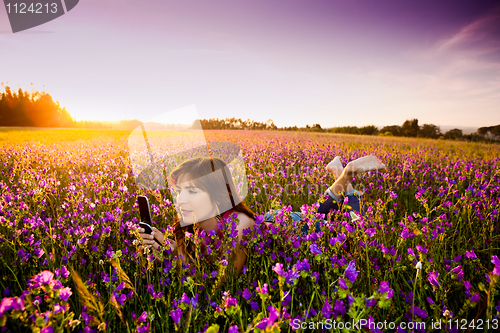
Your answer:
[434,7,500,60]
[363,7,500,104]
[421,8,500,100]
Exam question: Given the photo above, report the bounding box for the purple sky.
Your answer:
[1,0,499,128]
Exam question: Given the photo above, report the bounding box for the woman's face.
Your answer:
[173,174,217,225]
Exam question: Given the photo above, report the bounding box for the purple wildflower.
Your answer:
[416,244,428,254]
[35,270,54,285]
[228,326,240,333]
[170,308,182,325]
[138,311,148,323]
[53,303,66,315]
[115,293,127,306]
[250,300,259,311]
[272,263,286,277]
[346,294,355,308]
[0,297,25,317]
[366,298,377,307]
[400,227,411,239]
[339,278,349,290]
[256,305,279,329]
[282,291,292,306]
[137,323,150,333]
[59,287,72,302]
[344,260,359,283]
[191,294,199,310]
[428,271,440,288]
[410,305,428,319]
[451,265,463,281]
[59,265,70,279]
[285,269,300,285]
[321,297,333,319]
[310,243,322,255]
[242,288,252,301]
[333,299,346,317]
[52,280,63,290]
[256,283,268,294]
[465,250,477,259]
[463,280,471,290]
[295,258,310,272]
[365,228,376,237]
[34,248,45,258]
[379,281,394,299]
[180,293,190,304]
[224,296,238,309]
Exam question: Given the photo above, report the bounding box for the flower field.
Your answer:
[0,128,499,333]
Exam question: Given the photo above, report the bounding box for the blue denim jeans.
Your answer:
[263,189,366,238]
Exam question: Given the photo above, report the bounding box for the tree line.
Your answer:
[192,117,499,142]
[0,84,113,129]
[1,84,498,142]
[0,85,195,130]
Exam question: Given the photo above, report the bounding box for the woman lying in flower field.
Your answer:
[1,130,499,333]
[138,154,386,279]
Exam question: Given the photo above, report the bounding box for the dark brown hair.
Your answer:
[169,156,255,264]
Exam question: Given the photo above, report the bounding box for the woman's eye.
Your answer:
[189,190,197,194]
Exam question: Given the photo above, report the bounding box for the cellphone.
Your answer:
[137,196,161,246]
[138,196,152,224]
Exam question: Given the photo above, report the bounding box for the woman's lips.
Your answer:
[181,210,193,215]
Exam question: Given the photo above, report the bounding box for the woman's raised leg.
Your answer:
[329,155,385,198]
[316,155,386,222]
[293,155,385,238]
[326,156,354,193]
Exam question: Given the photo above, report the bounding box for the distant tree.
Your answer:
[265,119,277,130]
[380,125,403,136]
[327,126,360,135]
[419,124,442,139]
[0,84,76,127]
[463,133,487,142]
[402,118,419,137]
[311,123,323,132]
[444,128,463,140]
[477,127,488,135]
[478,125,500,140]
[359,125,379,135]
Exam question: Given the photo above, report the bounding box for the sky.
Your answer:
[1,0,499,129]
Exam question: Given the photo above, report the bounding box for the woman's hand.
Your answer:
[138,227,176,253]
